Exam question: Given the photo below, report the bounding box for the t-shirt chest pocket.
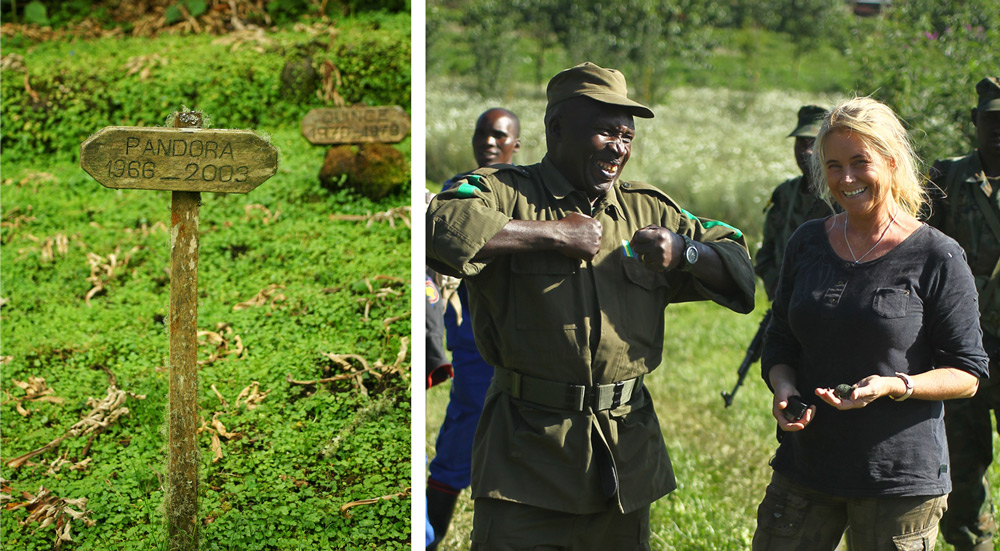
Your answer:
[872,287,915,319]
[510,252,580,330]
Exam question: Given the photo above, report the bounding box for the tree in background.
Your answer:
[549,0,713,105]
[459,0,521,99]
[851,0,1000,164]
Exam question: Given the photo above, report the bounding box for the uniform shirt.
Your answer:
[426,156,755,514]
[754,175,837,300]
[762,220,989,497]
[928,150,1000,348]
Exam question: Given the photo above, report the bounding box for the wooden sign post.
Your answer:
[301,105,410,145]
[80,111,277,551]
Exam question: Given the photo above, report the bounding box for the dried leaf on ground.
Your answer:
[287,338,410,393]
[211,25,273,53]
[329,206,411,229]
[198,381,268,462]
[84,246,140,306]
[340,487,411,518]
[4,376,65,417]
[197,322,245,365]
[233,381,269,410]
[242,203,281,225]
[2,484,95,548]
[123,53,168,81]
[5,386,143,469]
[232,284,286,311]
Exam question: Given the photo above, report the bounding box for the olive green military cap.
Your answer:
[787,105,827,138]
[976,77,1000,111]
[546,62,654,119]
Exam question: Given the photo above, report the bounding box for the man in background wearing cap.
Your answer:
[427,107,521,550]
[928,76,1000,551]
[754,105,837,301]
[426,62,754,549]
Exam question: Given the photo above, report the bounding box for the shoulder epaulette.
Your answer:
[617,180,670,197]
[470,163,529,177]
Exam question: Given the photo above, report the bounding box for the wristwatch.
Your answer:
[890,372,914,401]
[679,234,699,272]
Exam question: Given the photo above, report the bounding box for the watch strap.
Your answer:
[890,372,914,401]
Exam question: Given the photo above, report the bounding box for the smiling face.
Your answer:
[547,98,635,201]
[822,129,895,218]
[472,109,521,168]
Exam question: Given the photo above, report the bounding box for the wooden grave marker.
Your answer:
[301,105,410,145]
[80,111,278,551]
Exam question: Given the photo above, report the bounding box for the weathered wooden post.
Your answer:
[80,111,278,550]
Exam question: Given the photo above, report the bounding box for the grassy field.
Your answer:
[427,292,1000,550]
[424,50,999,551]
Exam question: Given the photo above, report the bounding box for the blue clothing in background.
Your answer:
[428,283,494,490]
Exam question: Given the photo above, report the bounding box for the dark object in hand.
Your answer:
[834,384,855,398]
[783,395,808,421]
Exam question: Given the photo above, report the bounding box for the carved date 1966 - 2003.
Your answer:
[105,137,249,183]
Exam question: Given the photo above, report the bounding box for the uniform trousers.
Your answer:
[940,352,1000,550]
[753,471,946,551]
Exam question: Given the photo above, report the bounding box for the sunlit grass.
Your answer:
[426,289,1000,550]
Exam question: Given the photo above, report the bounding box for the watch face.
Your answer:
[685,245,699,265]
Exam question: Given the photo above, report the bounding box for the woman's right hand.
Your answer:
[773,391,815,431]
[769,364,815,431]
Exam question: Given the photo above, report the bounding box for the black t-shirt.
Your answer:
[762,219,990,497]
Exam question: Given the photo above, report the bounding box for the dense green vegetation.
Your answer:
[428,0,999,175]
[426,3,1000,550]
[1,10,412,550]
[426,0,1000,251]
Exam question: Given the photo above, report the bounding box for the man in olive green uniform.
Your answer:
[755,105,837,301]
[426,62,755,550]
[928,76,1000,551]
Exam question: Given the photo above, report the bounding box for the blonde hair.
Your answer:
[811,97,927,217]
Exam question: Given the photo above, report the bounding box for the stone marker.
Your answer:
[80,111,277,551]
[301,105,410,145]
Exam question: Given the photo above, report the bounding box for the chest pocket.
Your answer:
[511,252,580,331]
[621,257,670,349]
[872,287,913,319]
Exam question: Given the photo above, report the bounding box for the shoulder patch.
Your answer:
[680,208,744,239]
[425,275,440,304]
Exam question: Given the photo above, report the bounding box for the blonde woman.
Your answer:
[753,97,990,550]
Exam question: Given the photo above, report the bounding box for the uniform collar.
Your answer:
[540,155,579,200]
[540,155,627,219]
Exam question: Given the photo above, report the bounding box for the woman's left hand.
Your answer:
[815,375,889,410]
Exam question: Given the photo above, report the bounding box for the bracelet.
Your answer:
[890,372,914,401]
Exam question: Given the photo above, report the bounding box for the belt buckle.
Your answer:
[566,384,586,411]
[610,380,626,409]
[508,371,522,399]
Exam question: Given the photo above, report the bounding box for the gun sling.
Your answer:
[492,367,643,412]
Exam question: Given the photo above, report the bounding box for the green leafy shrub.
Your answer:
[850,0,1000,164]
[0,17,410,164]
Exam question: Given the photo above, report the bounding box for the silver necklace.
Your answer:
[844,210,896,264]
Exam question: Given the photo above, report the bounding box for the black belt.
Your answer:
[492,367,643,412]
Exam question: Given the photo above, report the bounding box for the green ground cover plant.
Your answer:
[2,14,412,550]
